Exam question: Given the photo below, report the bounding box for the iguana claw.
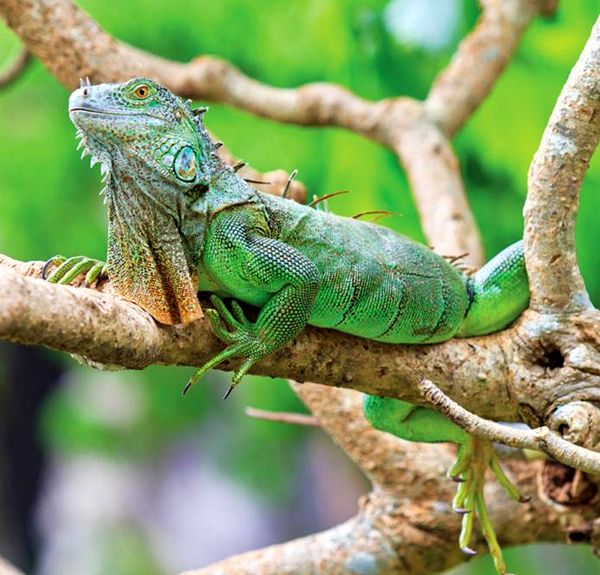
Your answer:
[183,295,267,396]
[43,254,107,286]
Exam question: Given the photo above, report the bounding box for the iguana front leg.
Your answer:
[363,395,526,575]
[185,207,320,395]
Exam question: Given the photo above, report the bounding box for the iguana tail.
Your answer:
[456,240,529,337]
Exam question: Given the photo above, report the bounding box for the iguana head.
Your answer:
[69,77,210,188]
[68,77,215,326]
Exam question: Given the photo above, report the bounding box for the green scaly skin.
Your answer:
[46,78,530,574]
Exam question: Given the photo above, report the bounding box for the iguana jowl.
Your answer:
[48,77,531,574]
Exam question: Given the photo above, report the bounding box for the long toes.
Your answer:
[206,309,237,344]
[183,365,212,396]
[209,295,240,329]
[42,256,66,280]
[47,256,86,283]
[230,300,250,325]
[490,454,527,503]
[84,261,106,286]
[60,258,98,284]
[234,355,260,382]
[460,546,477,556]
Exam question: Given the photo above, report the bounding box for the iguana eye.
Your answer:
[133,84,150,99]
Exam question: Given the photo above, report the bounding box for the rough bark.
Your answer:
[524,18,600,313]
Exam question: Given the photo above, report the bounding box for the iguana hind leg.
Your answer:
[363,395,525,575]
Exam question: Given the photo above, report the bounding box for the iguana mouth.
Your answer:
[69,107,166,122]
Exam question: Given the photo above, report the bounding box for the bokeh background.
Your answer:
[0,1,599,574]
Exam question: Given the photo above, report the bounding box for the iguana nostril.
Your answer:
[79,78,90,96]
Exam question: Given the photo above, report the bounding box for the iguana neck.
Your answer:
[204,166,259,215]
[104,145,260,272]
[102,153,207,324]
[105,151,204,270]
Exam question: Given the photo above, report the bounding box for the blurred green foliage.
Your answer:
[0,1,599,574]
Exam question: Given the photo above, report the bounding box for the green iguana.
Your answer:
[46,77,530,574]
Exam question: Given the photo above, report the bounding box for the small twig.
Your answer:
[444,252,470,264]
[245,406,320,427]
[419,378,600,475]
[0,47,30,88]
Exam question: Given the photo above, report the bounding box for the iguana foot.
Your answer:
[183,295,268,397]
[450,437,526,575]
[43,255,107,287]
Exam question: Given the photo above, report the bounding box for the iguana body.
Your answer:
[48,78,530,574]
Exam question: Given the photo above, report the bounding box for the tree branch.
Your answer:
[524,16,600,313]
[0,47,30,88]
[180,447,569,575]
[391,111,484,265]
[0,0,552,274]
[0,256,519,420]
[244,406,319,427]
[419,378,600,474]
[425,0,556,137]
[180,451,567,575]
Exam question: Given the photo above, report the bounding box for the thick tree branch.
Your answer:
[182,446,568,575]
[524,16,600,313]
[182,507,417,575]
